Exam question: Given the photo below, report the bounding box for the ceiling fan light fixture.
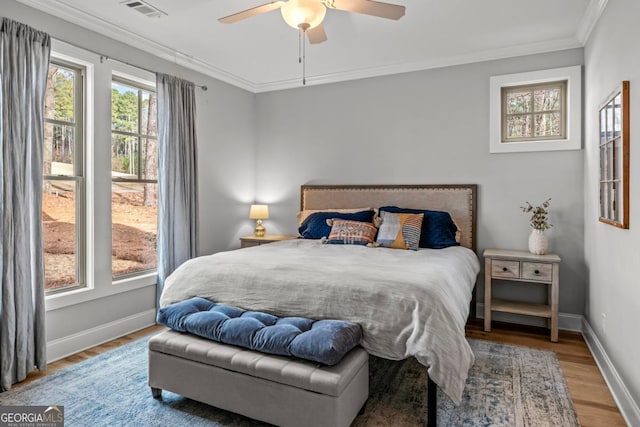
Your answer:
[281,0,326,30]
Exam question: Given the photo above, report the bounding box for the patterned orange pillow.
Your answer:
[326,220,378,246]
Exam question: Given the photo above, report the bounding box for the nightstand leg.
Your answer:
[547,286,552,330]
[484,257,492,332]
[550,263,560,342]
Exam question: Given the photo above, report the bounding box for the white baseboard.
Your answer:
[47,309,157,363]
[475,303,583,331]
[582,319,640,427]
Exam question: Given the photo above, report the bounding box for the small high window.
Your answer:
[501,80,567,142]
[489,66,581,153]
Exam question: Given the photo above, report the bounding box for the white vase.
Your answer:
[528,229,548,255]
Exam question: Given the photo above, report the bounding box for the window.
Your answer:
[111,77,158,278]
[502,80,566,142]
[44,41,158,308]
[599,81,629,229]
[489,66,582,153]
[43,59,85,294]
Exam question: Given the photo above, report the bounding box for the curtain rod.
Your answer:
[54,37,208,91]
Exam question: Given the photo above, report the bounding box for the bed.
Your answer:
[159,184,480,424]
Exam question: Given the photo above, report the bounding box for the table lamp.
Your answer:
[249,204,269,237]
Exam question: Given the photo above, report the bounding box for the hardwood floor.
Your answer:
[20,325,166,386]
[17,323,626,426]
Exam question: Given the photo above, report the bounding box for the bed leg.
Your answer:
[427,376,437,427]
[358,400,367,416]
[151,387,162,399]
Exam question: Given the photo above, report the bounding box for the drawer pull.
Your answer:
[534,269,540,275]
[502,267,508,272]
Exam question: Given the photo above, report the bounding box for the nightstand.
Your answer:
[239,235,297,248]
[483,248,561,342]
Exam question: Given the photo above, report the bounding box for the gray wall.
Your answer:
[1,0,255,355]
[584,0,640,410]
[255,49,586,319]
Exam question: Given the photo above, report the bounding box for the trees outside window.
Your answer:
[502,81,567,142]
[111,78,158,278]
[43,45,159,303]
[43,60,85,293]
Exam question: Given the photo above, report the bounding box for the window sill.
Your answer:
[45,271,157,312]
[490,137,581,154]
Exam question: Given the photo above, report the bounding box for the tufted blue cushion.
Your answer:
[379,206,459,249]
[298,210,375,239]
[157,297,362,366]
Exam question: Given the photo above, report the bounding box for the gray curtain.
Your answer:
[156,73,198,300]
[0,18,51,391]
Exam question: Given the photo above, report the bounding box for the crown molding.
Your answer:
[254,37,583,93]
[16,0,258,92]
[576,0,608,44]
[17,0,586,94]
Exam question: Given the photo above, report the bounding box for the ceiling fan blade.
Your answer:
[307,23,328,44]
[219,1,285,24]
[326,0,405,20]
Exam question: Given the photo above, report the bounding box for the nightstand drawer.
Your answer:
[491,260,520,279]
[521,262,552,281]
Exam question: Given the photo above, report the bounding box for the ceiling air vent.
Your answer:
[120,0,167,18]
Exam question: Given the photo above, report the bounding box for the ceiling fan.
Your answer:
[218,0,406,44]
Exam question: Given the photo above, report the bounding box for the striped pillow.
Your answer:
[376,212,423,250]
[326,220,378,246]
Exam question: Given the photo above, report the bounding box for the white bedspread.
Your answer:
[159,239,480,404]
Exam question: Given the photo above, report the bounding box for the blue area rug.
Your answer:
[0,335,578,426]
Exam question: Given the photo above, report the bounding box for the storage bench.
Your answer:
[148,330,369,427]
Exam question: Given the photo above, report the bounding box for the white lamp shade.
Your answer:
[249,204,270,220]
[281,0,326,30]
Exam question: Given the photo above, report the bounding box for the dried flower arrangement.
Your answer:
[521,198,552,230]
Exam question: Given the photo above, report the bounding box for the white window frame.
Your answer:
[43,58,87,295]
[489,65,582,153]
[110,69,158,281]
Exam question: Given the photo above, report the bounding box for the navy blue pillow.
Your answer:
[379,206,459,249]
[298,210,375,239]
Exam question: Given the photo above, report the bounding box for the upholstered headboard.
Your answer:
[300,184,477,252]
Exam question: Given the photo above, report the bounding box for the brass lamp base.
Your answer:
[254,219,266,237]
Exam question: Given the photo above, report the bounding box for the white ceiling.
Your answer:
[18,0,603,93]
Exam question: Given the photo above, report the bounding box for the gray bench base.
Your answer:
[148,330,369,427]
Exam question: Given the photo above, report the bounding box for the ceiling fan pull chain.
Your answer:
[298,26,302,64]
[302,29,307,85]
[297,23,310,86]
